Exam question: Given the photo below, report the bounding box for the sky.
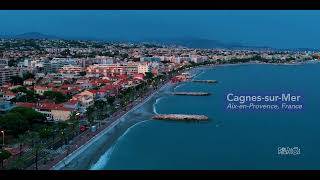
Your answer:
[0,10,319,49]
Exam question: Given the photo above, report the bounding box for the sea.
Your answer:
[88,62,320,170]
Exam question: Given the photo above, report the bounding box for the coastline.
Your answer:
[211,60,320,67]
[51,77,179,170]
[49,60,314,170]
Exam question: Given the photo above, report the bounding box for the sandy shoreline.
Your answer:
[52,66,205,170]
[52,77,179,170]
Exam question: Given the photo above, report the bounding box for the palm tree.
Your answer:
[24,131,43,170]
[10,157,25,170]
[86,106,95,125]
[0,149,11,169]
[95,111,104,128]
[68,112,80,136]
[38,126,53,143]
[17,134,28,158]
[59,125,67,145]
[25,131,40,148]
[32,143,44,170]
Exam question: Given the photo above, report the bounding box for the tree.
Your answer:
[0,113,29,136]
[10,76,23,85]
[60,49,71,56]
[68,112,80,136]
[86,106,95,125]
[79,71,86,76]
[57,122,69,131]
[11,87,36,102]
[8,59,18,67]
[58,129,68,146]
[107,96,115,105]
[25,131,39,148]
[10,107,46,124]
[22,72,35,80]
[17,134,28,158]
[38,126,53,141]
[9,157,25,170]
[0,149,11,169]
[57,121,69,145]
[43,91,69,103]
[10,86,27,93]
[32,143,44,170]
[145,72,153,80]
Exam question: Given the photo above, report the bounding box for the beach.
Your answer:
[49,61,320,170]
[49,66,202,170]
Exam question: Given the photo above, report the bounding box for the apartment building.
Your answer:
[58,65,83,75]
[138,63,152,75]
[0,66,23,86]
[50,58,78,72]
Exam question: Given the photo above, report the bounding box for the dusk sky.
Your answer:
[0,10,319,49]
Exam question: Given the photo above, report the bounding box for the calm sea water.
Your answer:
[91,63,320,170]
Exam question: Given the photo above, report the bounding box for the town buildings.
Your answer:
[0,38,317,123]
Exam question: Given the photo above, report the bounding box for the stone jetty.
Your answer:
[192,80,218,83]
[152,114,209,121]
[173,92,210,96]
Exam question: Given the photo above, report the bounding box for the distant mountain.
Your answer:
[13,32,61,40]
[137,37,272,50]
[1,33,314,51]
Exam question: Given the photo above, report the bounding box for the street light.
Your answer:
[1,130,4,147]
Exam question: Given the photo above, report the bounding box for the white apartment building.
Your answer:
[50,58,78,72]
[86,63,139,77]
[94,56,114,64]
[138,63,152,75]
[58,65,83,75]
[190,55,208,63]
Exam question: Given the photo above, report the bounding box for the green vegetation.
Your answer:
[0,109,83,169]
[22,72,35,80]
[10,76,23,85]
[79,71,86,76]
[145,72,153,80]
[0,112,28,137]
[38,126,53,140]
[11,86,37,102]
[43,91,70,103]
[8,59,19,67]
[0,107,46,137]
[0,149,11,169]
[107,96,115,105]
[60,49,71,56]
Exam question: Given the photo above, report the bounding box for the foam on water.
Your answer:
[89,120,149,170]
[153,97,165,114]
[193,70,205,79]
[173,83,185,92]
[90,145,115,170]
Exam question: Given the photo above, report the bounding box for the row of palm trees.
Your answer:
[84,73,167,129]
[7,115,80,170]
